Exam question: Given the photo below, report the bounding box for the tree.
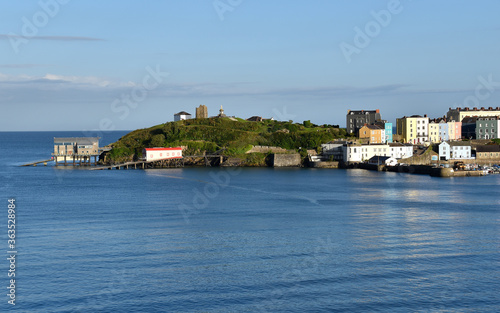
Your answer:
[150,134,166,147]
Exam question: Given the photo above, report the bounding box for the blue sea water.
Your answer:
[1,131,500,312]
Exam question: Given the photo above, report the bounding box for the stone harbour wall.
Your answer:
[271,153,301,167]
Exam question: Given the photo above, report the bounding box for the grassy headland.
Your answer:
[103,118,349,165]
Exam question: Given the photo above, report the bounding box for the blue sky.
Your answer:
[1,0,500,131]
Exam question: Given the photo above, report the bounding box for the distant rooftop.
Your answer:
[174,111,191,116]
[54,137,99,144]
[450,107,500,111]
[476,145,500,152]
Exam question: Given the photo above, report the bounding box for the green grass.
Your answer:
[106,117,350,162]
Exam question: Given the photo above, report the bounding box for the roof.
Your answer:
[388,143,413,147]
[144,147,182,151]
[246,116,263,121]
[174,111,191,116]
[461,116,479,123]
[449,141,471,147]
[368,156,392,161]
[54,137,99,144]
[430,117,447,123]
[452,107,500,112]
[347,109,379,115]
[361,125,382,130]
[475,145,500,152]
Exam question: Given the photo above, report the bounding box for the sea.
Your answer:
[0,131,499,312]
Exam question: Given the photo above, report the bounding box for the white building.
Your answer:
[439,142,451,160]
[342,143,413,163]
[174,111,192,121]
[143,147,183,161]
[389,143,413,159]
[438,142,472,160]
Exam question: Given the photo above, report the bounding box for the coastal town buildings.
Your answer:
[342,143,413,163]
[346,109,381,135]
[448,120,462,141]
[447,107,500,122]
[428,120,440,143]
[359,124,385,144]
[475,145,500,162]
[476,116,500,139]
[174,111,191,121]
[321,142,345,161]
[438,142,472,160]
[374,121,393,143]
[389,143,414,159]
[461,116,478,139]
[396,115,429,144]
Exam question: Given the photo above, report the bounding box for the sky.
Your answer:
[1,0,500,131]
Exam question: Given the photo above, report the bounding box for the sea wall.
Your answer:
[271,153,301,167]
[246,145,290,154]
[308,161,339,168]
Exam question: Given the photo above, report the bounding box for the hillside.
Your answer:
[103,118,349,164]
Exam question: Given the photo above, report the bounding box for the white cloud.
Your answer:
[0,72,135,89]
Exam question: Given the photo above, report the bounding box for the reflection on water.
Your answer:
[2,130,500,313]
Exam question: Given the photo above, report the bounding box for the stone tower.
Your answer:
[196,105,208,119]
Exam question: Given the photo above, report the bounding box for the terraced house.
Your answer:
[476,116,500,140]
[359,124,385,144]
[396,115,429,144]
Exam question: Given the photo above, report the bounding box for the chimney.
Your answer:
[424,114,427,117]
[465,107,469,111]
[473,107,477,111]
[481,107,485,110]
[449,107,452,111]
[488,107,493,110]
[376,109,380,113]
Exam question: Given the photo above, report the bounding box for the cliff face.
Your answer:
[104,118,348,164]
